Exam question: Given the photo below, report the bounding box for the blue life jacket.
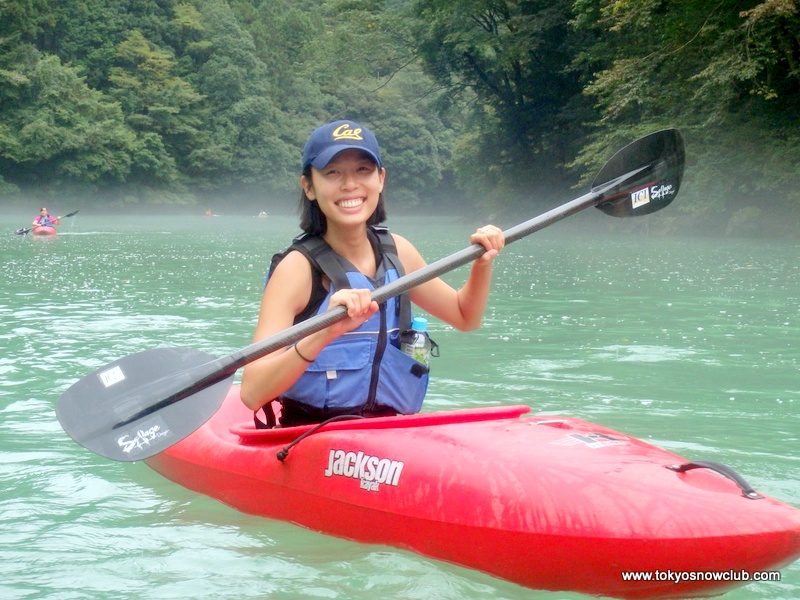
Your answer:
[266,226,429,416]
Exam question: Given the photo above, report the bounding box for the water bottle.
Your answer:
[401,317,432,367]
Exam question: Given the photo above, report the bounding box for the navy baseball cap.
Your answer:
[302,120,383,170]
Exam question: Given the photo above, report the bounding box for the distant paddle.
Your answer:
[15,210,79,235]
[56,129,685,461]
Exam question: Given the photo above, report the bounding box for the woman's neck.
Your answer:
[324,224,376,277]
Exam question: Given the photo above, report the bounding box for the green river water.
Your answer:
[1,211,798,599]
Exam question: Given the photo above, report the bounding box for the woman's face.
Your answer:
[301,149,385,229]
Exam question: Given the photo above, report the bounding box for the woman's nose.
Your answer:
[339,171,357,189]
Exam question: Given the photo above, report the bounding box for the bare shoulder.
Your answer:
[271,248,312,276]
[390,232,426,271]
[263,249,314,316]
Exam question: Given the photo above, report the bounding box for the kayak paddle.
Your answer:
[15,210,79,235]
[56,129,685,461]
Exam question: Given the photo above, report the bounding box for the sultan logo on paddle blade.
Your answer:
[115,415,173,457]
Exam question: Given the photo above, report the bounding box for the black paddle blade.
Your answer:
[14,228,30,236]
[593,129,685,217]
[56,348,233,461]
[63,210,79,218]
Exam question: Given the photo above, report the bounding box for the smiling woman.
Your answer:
[239,119,505,426]
[301,148,386,231]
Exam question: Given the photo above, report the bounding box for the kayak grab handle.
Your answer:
[666,461,763,499]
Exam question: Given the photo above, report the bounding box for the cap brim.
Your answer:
[309,145,382,170]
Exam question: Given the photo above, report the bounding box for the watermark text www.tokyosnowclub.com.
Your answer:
[621,569,782,584]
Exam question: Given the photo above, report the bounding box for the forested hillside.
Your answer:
[1,0,798,235]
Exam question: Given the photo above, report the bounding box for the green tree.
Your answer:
[108,29,202,186]
[287,0,460,207]
[0,0,58,47]
[44,0,130,90]
[571,0,800,235]
[0,48,137,191]
[408,0,597,206]
[183,0,296,197]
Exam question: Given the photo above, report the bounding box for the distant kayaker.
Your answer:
[241,119,504,427]
[32,207,61,228]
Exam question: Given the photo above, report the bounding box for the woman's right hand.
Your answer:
[327,288,378,337]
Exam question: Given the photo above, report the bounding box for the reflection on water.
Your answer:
[1,214,798,599]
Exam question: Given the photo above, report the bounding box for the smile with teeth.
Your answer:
[337,198,365,208]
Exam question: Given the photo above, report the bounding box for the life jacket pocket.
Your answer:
[375,343,429,415]
[283,336,374,410]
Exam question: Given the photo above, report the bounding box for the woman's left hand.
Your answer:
[470,225,505,263]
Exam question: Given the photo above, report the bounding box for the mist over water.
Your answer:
[2,213,798,599]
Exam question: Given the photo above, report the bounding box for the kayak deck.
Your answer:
[32,225,57,236]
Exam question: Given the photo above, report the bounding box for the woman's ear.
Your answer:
[300,175,316,200]
[378,167,386,192]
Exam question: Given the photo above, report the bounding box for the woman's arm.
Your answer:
[240,251,377,411]
[394,226,504,331]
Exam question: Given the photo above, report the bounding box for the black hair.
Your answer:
[298,165,387,235]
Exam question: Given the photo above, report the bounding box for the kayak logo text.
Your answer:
[324,449,404,492]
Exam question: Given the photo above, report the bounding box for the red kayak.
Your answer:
[32,225,57,236]
[145,385,800,599]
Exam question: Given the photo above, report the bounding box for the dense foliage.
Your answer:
[0,0,797,234]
